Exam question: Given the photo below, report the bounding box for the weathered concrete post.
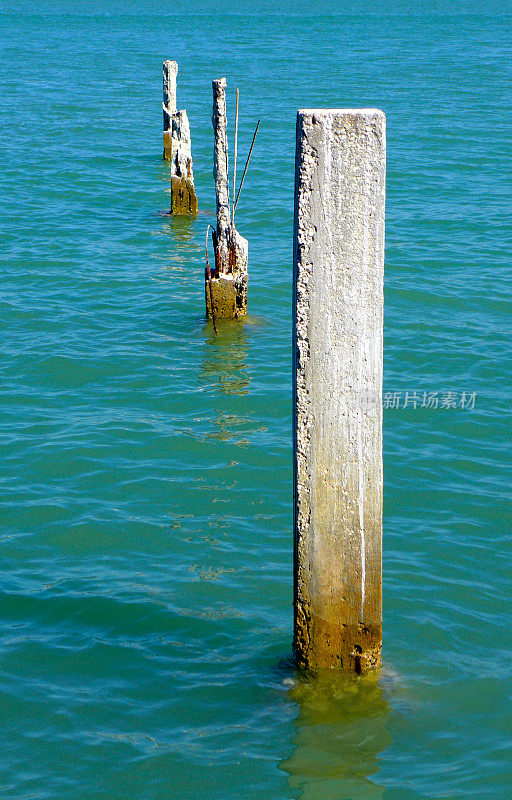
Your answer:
[293,109,386,673]
[162,60,198,215]
[206,78,248,320]
[162,60,177,161]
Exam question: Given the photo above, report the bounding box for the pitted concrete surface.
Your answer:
[209,78,248,318]
[163,60,197,214]
[293,109,386,672]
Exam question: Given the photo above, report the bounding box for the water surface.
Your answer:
[1,1,511,798]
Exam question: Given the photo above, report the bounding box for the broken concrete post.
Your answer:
[162,60,198,215]
[163,60,177,160]
[293,109,386,673]
[211,79,231,268]
[206,78,248,320]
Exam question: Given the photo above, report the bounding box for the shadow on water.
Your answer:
[281,670,390,800]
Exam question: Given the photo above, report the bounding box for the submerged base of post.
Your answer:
[294,620,382,674]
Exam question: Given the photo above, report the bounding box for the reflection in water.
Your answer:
[281,671,391,800]
[159,214,196,257]
[199,320,252,443]
[203,409,251,443]
[200,321,250,397]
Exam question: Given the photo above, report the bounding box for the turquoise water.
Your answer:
[1,1,511,798]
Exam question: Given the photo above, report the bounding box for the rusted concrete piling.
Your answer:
[206,78,248,320]
[293,109,386,673]
[162,60,198,215]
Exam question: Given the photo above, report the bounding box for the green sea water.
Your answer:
[1,1,511,798]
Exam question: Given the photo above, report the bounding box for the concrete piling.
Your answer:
[293,109,386,673]
[206,78,248,320]
[162,60,198,215]
[162,60,177,160]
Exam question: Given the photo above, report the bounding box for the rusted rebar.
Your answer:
[205,224,218,334]
[233,119,260,214]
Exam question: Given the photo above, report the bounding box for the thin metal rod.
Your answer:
[233,119,260,214]
[232,88,239,224]
[205,224,218,334]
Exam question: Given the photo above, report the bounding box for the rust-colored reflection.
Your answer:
[199,320,251,444]
[154,193,200,274]
[280,670,390,799]
[161,213,195,247]
[200,320,250,397]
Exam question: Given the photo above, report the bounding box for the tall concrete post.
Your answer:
[206,79,248,320]
[162,60,198,214]
[293,109,386,673]
[212,78,231,271]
